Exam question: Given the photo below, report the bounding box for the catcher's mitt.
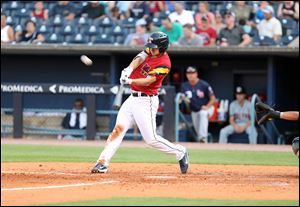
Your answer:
[255,102,281,125]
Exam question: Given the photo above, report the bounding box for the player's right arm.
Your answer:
[280,111,299,121]
[121,51,148,79]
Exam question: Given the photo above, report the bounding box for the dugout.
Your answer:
[1,44,299,144]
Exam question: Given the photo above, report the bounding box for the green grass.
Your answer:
[41,197,299,206]
[1,144,298,166]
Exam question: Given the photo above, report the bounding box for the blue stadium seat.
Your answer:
[74,16,92,28]
[45,33,63,43]
[15,8,30,18]
[93,34,114,44]
[280,35,296,46]
[84,24,100,36]
[252,35,277,46]
[38,23,52,35]
[60,23,76,36]
[50,15,65,27]
[6,1,22,10]
[5,16,17,27]
[280,18,298,36]
[152,17,161,27]
[14,24,24,33]
[23,2,35,10]
[68,34,89,44]
[110,25,125,44]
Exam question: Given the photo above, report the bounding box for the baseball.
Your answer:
[80,55,93,66]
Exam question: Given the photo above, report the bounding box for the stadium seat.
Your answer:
[45,33,63,43]
[15,8,30,19]
[38,23,52,35]
[23,2,35,10]
[252,35,276,46]
[280,18,297,36]
[280,35,296,46]
[152,17,161,27]
[50,15,65,27]
[74,16,92,28]
[60,23,76,36]
[5,16,17,27]
[110,25,125,44]
[68,34,89,44]
[93,34,114,44]
[84,24,100,36]
[14,24,24,33]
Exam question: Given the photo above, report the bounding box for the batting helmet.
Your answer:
[145,32,169,53]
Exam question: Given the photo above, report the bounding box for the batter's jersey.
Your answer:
[181,80,215,112]
[229,100,251,124]
[129,51,171,95]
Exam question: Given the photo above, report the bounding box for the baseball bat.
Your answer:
[112,84,124,109]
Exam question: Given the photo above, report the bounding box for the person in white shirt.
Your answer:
[1,13,14,43]
[168,2,195,26]
[257,5,282,42]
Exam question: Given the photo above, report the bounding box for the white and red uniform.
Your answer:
[97,51,186,166]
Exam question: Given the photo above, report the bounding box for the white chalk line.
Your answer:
[1,180,118,191]
[1,171,79,176]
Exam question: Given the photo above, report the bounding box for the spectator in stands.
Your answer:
[168,1,195,26]
[148,1,166,17]
[195,15,217,46]
[257,5,282,42]
[277,1,299,21]
[194,2,215,30]
[219,86,257,144]
[124,18,149,46]
[181,66,216,143]
[15,20,44,43]
[1,13,14,43]
[109,6,125,24]
[31,1,49,20]
[165,1,176,13]
[177,23,204,46]
[145,16,159,33]
[128,1,150,19]
[230,1,253,23]
[160,16,183,44]
[61,98,87,139]
[50,1,78,21]
[212,10,226,35]
[116,1,132,15]
[218,11,252,47]
[80,1,106,19]
[255,1,270,21]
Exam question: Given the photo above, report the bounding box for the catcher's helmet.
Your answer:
[145,32,169,53]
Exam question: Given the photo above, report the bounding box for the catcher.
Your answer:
[255,102,299,157]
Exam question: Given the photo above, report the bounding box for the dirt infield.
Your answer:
[1,162,299,206]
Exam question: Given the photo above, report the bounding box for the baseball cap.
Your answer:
[235,86,246,94]
[135,18,147,27]
[186,66,197,73]
[262,5,274,14]
[224,10,236,18]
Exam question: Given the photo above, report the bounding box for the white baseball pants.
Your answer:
[97,95,186,166]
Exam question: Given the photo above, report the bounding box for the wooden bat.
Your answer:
[112,84,124,109]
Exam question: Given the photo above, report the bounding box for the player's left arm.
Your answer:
[131,76,157,86]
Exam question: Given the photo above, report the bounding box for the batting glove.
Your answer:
[120,76,132,85]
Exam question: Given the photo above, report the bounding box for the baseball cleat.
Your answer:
[179,150,189,174]
[91,163,108,173]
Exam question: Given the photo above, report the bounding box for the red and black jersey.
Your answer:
[129,52,171,95]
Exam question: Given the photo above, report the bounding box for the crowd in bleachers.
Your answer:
[1,1,299,46]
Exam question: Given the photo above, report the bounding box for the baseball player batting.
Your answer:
[91,32,189,174]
